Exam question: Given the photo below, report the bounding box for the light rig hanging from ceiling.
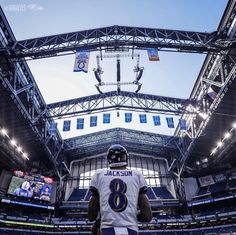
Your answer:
[93,53,144,94]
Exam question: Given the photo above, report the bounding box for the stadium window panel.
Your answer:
[130,167,160,187]
[150,178,156,187]
[90,116,97,127]
[103,113,111,124]
[142,168,148,176]
[96,159,102,169]
[153,116,161,126]
[63,120,71,131]
[83,180,90,188]
[78,159,160,188]
[125,113,132,123]
[77,118,84,129]
[129,158,135,167]
[139,114,147,123]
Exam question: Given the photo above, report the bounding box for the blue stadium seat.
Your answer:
[209,181,226,194]
[152,186,174,199]
[68,188,87,201]
[196,185,209,196]
[146,188,156,199]
[84,189,92,201]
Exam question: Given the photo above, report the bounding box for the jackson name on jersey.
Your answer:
[104,170,132,177]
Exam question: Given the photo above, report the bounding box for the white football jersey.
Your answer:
[90,168,148,232]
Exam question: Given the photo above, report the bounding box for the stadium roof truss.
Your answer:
[47,91,188,118]
[1,1,236,177]
[8,26,230,60]
[64,127,182,161]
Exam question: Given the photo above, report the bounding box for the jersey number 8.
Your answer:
[108,178,128,212]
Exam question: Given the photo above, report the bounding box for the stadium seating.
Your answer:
[152,186,174,199]
[229,179,236,189]
[195,186,210,197]
[209,181,227,194]
[84,189,92,201]
[67,186,175,202]
[67,189,87,201]
[146,188,156,199]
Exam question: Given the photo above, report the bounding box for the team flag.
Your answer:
[63,120,71,132]
[153,116,161,126]
[147,48,160,61]
[90,116,97,127]
[179,119,187,130]
[77,118,84,129]
[49,122,57,135]
[166,117,175,128]
[125,113,132,123]
[103,113,111,124]
[139,114,147,123]
[73,50,90,73]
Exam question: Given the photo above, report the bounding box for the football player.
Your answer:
[13,181,31,198]
[88,144,152,235]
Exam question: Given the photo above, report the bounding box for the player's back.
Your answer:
[91,168,145,232]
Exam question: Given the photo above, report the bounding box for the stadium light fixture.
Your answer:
[1,126,29,160]
[17,146,22,153]
[210,125,235,158]
[210,148,217,156]
[1,128,8,136]
[217,141,223,148]
[10,139,17,146]
[224,132,231,140]
[22,153,29,160]
[233,122,236,129]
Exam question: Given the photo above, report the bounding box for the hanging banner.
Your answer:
[73,50,90,73]
[139,114,147,123]
[90,116,97,127]
[166,117,174,128]
[147,48,160,61]
[63,120,71,132]
[48,123,57,135]
[77,118,84,129]
[103,114,111,124]
[125,113,132,123]
[153,116,161,126]
[179,119,187,130]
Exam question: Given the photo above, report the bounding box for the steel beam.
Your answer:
[4,25,231,59]
[47,91,188,118]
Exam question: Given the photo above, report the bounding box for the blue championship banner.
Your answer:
[73,50,90,73]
